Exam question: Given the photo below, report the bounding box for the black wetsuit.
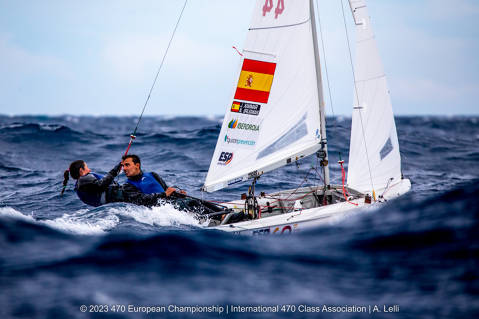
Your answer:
[124,171,225,213]
[75,163,122,206]
[77,167,227,214]
[75,164,163,207]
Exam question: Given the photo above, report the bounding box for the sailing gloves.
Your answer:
[110,162,123,177]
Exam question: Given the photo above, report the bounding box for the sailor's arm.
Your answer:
[151,172,168,191]
[96,163,122,190]
[77,163,121,193]
[151,172,186,197]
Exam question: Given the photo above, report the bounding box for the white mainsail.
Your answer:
[204,0,324,192]
[347,0,402,194]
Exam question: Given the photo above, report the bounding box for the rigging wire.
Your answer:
[315,0,336,121]
[339,0,376,199]
[124,0,189,156]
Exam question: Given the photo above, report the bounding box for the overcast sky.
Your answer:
[1,0,478,116]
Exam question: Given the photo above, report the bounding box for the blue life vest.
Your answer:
[75,172,105,207]
[126,172,165,194]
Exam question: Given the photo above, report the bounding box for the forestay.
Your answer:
[347,0,402,193]
[204,0,323,192]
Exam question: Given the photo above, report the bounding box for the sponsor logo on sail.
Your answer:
[228,119,238,129]
[218,152,233,165]
[238,122,259,131]
[228,119,259,131]
[230,101,261,116]
[224,135,256,146]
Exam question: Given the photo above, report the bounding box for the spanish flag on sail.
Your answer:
[231,101,241,112]
[234,59,276,104]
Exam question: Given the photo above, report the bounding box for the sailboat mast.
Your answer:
[309,0,330,186]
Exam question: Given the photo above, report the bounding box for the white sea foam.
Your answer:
[2,123,25,129]
[110,203,203,228]
[0,206,35,222]
[0,203,204,235]
[42,211,120,235]
[0,207,119,235]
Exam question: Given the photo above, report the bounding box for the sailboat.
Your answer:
[200,0,411,234]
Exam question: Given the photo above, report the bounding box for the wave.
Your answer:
[0,207,116,236]
[0,122,117,146]
[1,122,73,133]
[0,122,91,145]
[3,178,477,238]
[0,202,203,237]
[1,181,478,315]
[141,130,219,145]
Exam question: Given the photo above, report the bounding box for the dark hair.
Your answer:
[69,160,86,180]
[61,169,70,196]
[61,160,85,196]
[122,154,141,166]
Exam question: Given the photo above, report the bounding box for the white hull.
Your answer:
[210,178,411,234]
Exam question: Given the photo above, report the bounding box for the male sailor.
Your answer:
[121,154,182,198]
[121,154,225,214]
[64,160,162,207]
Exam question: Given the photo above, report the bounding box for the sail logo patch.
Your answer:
[224,135,256,146]
[228,119,259,131]
[234,59,276,104]
[228,119,238,129]
[231,101,261,116]
[218,152,233,165]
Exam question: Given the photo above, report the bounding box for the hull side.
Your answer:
[210,178,411,234]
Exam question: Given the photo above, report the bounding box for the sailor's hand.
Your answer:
[112,162,122,176]
[165,187,176,197]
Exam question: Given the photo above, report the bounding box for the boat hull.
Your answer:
[211,178,411,234]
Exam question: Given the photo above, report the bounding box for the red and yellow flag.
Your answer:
[234,59,276,104]
[231,101,240,112]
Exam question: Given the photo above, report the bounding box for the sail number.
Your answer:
[253,225,293,235]
[262,0,284,19]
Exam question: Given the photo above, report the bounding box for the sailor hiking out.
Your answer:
[63,156,227,217]
[63,160,164,207]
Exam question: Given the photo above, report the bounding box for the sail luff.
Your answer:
[309,0,330,186]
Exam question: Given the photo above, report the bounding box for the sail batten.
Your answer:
[248,19,311,31]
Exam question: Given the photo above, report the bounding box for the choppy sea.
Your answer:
[0,115,478,318]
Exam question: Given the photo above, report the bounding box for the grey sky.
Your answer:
[0,0,478,116]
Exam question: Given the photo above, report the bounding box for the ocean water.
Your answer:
[0,115,478,318]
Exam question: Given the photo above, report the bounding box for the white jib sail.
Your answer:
[347,0,402,194]
[204,0,322,192]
